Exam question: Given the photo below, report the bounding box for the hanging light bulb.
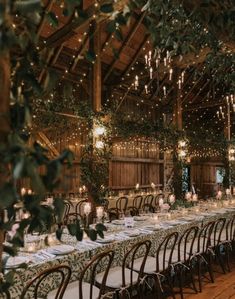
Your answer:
[169,68,173,81]
[145,85,148,94]
[150,67,153,79]
[163,86,166,96]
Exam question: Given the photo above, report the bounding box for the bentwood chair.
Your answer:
[209,217,226,274]
[49,250,114,299]
[127,195,143,216]
[96,240,151,296]
[75,200,87,216]
[133,232,178,299]
[191,221,215,292]
[20,265,71,299]
[142,194,154,213]
[174,226,199,299]
[154,194,165,211]
[220,215,235,271]
[107,196,128,220]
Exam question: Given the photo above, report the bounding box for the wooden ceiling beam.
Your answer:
[37,131,59,156]
[69,34,89,72]
[104,12,147,83]
[183,100,224,111]
[37,0,55,36]
[44,1,129,49]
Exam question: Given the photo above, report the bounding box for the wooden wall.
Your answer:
[190,161,223,198]
[110,140,164,190]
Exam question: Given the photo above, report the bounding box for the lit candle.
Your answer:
[28,189,32,195]
[169,194,175,204]
[96,206,104,219]
[159,197,164,206]
[150,67,153,79]
[225,188,231,195]
[84,202,91,215]
[21,188,26,196]
[169,68,173,81]
[27,243,36,253]
[163,86,166,96]
[135,183,140,190]
[217,190,222,200]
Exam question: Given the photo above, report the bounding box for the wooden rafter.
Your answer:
[121,34,149,78]
[37,0,55,36]
[69,34,89,73]
[37,132,59,156]
[45,1,129,49]
[104,12,147,83]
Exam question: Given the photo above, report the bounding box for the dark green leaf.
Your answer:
[95,223,107,231]
[56,227,63,241]
[97,230,104,239]
[88,229,97,241]
[100,3,114,14]
[46,12,59,28]
[75,229,83,241]
[67,223,77,236]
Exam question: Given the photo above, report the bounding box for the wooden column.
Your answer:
[0,53,10,271]
[90,21,102,112]
[172,69,184,199]
[173,69,183,129]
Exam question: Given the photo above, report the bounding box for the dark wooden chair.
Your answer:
[142,194,154,212]
[174,226,199,299]
[75,200,87,216]
[192,220,215,292]
[223,215,235,271]
[96,240,151,296]
[50,250,114,299]
[154,193,165,211]
[132,232,178,299]
[20,265,71,299]
[127,195,143,216]
[209,217,227,274]
[107,196,128,220]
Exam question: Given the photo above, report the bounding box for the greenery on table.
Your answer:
[1,0,235,293]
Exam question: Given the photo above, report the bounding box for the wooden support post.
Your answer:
[90,21,102,112]
[0,52,10,272]
[173,70,183,130]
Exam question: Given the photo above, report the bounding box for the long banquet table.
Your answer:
[4,204,235,299]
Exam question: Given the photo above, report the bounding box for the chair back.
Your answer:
[197,221,215,254]
[116,197,128,213]
[226,215,235,241]
[133,195,143,210]
[122,240,151,287]
[177,226,199,262]
[156,232,178,272]
[142,194,154,212]
[154,194,165,209]
[211,218,226,248]
[20,265,71,299]
[75,200,87,216]
[64,212,82,225]
[79,250,114,299]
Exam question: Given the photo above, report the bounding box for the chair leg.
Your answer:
[216,247,226,274]
[207,254,214,283]
[166,275,176,299]
[189,266,197,294]
[197,258,202,293]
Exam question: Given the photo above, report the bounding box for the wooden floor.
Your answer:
[175,264,235,299]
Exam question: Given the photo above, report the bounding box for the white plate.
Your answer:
[144,225,161,231]
[96,238,114,244]
[48,245,74,255]
[133,216,148,221]
[112,220,125,225]
[5,256,29,269]
[123,230,140,237]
